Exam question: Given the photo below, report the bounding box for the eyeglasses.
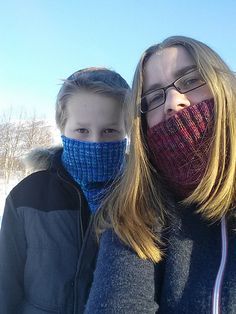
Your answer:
[140,68,206,114]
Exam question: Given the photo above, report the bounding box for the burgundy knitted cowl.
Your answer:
[146,99,215,198]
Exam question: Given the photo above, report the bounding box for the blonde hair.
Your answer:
[55,67,131,133]
[95,36,236,262]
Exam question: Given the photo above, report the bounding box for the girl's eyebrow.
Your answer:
[174,65,197,78]
[143,64,197,96]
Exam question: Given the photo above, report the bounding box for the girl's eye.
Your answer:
[179,72,205,90]
[104,129,118,134]
[76,128,89,134]
[183,78,200,87]
[149,93,163,105]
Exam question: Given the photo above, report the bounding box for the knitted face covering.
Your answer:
[61,136,127,212]
[146,99,214,198]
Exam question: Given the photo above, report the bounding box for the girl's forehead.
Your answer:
[145,46,194,71]
[143,46,195,90]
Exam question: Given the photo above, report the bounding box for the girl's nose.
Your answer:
[164,88,191,118]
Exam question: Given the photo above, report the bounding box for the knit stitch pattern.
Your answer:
[61,136,127,212]
[147,99,214,197]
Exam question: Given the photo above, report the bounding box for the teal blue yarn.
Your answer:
[61,136,127,212]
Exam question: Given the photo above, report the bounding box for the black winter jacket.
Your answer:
[0,149,98,314]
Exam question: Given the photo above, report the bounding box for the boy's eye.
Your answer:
[76,128,89,134]
[103,129,118,134]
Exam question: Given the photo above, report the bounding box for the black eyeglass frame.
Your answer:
[140,68,207,114]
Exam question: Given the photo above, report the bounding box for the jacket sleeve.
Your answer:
[0,194,27,313]
[85,229,158,314]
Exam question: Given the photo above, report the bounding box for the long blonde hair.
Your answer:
[95,36,236,262]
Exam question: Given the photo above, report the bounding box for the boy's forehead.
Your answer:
[66,91,125,124]
[68,90,118,105]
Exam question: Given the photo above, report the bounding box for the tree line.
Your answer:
[0,110,55,185]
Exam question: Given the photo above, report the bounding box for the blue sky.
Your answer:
[1,0,236,121]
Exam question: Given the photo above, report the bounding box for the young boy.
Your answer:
[0,67,130,313]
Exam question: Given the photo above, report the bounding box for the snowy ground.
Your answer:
[0,177,22,226]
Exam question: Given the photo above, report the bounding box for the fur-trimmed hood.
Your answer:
[23,146,62,173]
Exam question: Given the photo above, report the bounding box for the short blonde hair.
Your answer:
[55,67,131,133]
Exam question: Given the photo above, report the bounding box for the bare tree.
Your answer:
[0,109,54,185]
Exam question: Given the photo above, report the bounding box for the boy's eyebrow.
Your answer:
[74,122,88,127]
[105,123,120,127]
[143,64,197,96]
[74,122,120,127]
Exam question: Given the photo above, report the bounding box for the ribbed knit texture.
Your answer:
[147,99,214,198]
[61,136,127,212]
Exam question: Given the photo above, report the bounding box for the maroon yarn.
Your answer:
[147,99,215,198]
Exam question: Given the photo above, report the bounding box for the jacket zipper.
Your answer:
[57,170,84,242]
[73,212,95,313]
[212,216,228,314]
[57,170,93,314]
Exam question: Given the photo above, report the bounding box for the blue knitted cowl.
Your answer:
[61,135,127,213]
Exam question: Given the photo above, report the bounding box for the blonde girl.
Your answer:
[85,36,236,314]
